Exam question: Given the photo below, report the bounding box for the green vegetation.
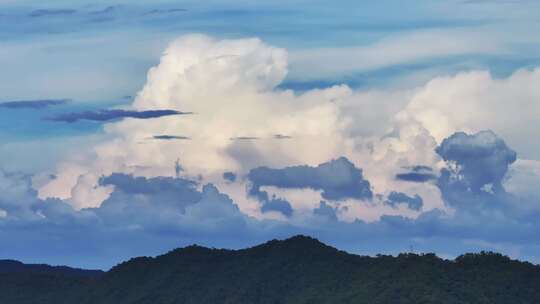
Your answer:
[1,236,539,303]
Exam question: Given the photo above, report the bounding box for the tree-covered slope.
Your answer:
[1,236,540,304]
[0,260,103,304]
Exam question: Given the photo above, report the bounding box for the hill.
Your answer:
[1,235,540,303]
[0,260,103,304]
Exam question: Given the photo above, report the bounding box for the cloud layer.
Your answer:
[1,34,539,268]
[3,130,540,269]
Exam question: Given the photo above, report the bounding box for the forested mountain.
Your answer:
[1,235,539,304]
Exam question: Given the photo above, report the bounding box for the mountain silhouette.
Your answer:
[1,235,539,303]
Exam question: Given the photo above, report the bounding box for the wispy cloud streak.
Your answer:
[46,109,193,123]
[0,99,70,109]
[151,135,191,140]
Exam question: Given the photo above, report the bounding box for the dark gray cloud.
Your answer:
[436,130,517,193]
[409,165,433,172]
[29,9,77,18]
[274,134,292,139]
[385,192,424,211]
[248,157,373,201]
[247,157,371,217]
[247,178,294,217]
[396,165,437,183]
[313,201,338,221]
[0,99,70,109]
[89,6,118,15]
[98,174,202,214]
[434,130,522,216]
[142,8,187,17]
[91,174,249,237]
[260,197,293,217]
[230,136,259,141]
[396,172,438,183]
[47,109,192,123]
[223,172,237,182]
[151,135,191,141]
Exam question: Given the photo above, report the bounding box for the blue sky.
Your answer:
[1,0,540,269]
[2,0,540,99]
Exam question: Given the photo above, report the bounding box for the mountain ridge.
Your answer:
[1,235,540,304]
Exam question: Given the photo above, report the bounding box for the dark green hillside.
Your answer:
[1,236,539,304]
[0,260,103,304]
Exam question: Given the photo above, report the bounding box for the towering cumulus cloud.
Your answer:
[398,69,540,158]
[38,34,353,210]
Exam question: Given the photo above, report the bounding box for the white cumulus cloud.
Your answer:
[37,34,540,224]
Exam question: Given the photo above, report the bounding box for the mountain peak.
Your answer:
[250,235,339,256]
[281,235,328,246]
